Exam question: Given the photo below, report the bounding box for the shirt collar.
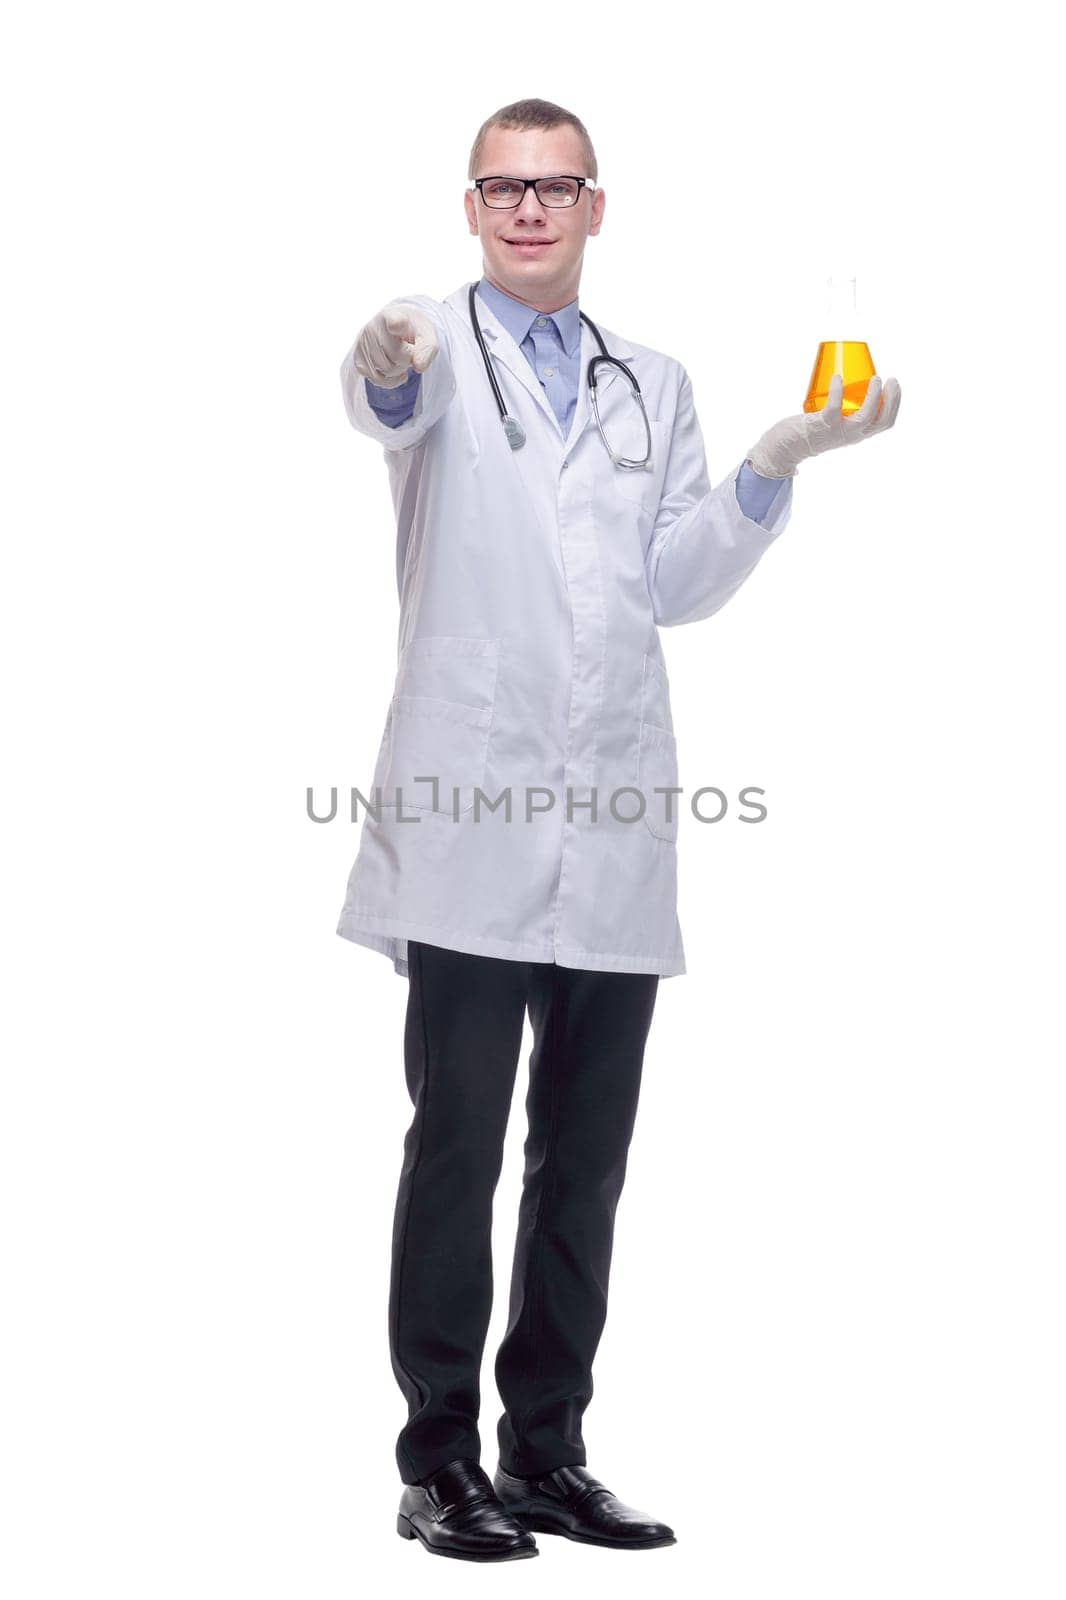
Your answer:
[475,276,582,360]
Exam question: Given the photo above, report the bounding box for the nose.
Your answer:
[513,185,548,223]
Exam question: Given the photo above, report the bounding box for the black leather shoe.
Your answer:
[493,1462,676,1549]
[397,1458,539,1561]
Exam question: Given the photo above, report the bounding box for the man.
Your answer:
[336,99,900,1563]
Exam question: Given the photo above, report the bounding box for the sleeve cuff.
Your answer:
[735,460,788,526]
[364,367,423,410]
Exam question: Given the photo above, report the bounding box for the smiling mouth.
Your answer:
[505,239,555,248]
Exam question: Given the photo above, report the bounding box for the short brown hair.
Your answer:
[468,98,598,183]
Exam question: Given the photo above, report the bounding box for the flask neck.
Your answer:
[825,276,861,340]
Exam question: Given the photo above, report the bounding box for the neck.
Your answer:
[481,268,579,315]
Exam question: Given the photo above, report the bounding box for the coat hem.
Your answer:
[335,911,686,979]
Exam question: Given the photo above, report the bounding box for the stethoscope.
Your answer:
[467,283,652,470]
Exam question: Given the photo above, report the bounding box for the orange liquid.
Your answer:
[803,340,876,414]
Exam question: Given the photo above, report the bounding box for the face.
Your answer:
[464,124,605,313]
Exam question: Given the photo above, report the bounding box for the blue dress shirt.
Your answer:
[363,279,786,524]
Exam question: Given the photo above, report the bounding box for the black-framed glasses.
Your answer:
[471,175,594,209]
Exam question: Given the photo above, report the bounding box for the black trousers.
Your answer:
[388,939,659,1485]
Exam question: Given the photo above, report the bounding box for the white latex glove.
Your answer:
[745,373,902,478]
[352,301,440,389]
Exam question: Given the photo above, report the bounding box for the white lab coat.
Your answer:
[335,282,794,978]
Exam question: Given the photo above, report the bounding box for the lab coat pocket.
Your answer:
[612,420,671,514]
[640,652,674,734]
[638,653,679,841]
[387,635,500,814]
[638,722,680,841]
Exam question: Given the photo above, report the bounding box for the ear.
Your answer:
[463,189,478,236]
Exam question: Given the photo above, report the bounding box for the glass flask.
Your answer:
[803,275,877,415]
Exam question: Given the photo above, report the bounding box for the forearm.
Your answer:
[646,464,794,627]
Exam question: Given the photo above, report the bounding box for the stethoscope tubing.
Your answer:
[467,283,652,469]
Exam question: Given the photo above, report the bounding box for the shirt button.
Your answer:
[544,367,554,377]
[535,316,547,327]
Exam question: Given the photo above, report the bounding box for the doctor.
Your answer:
[336,99,900,1562]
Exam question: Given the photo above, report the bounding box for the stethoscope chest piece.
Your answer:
[502,414,526,450]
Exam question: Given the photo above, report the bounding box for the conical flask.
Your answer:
[803,275,877,415]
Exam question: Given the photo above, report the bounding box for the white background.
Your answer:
[3,2,1064,1596]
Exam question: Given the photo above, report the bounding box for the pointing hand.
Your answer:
[353,302,440,388]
